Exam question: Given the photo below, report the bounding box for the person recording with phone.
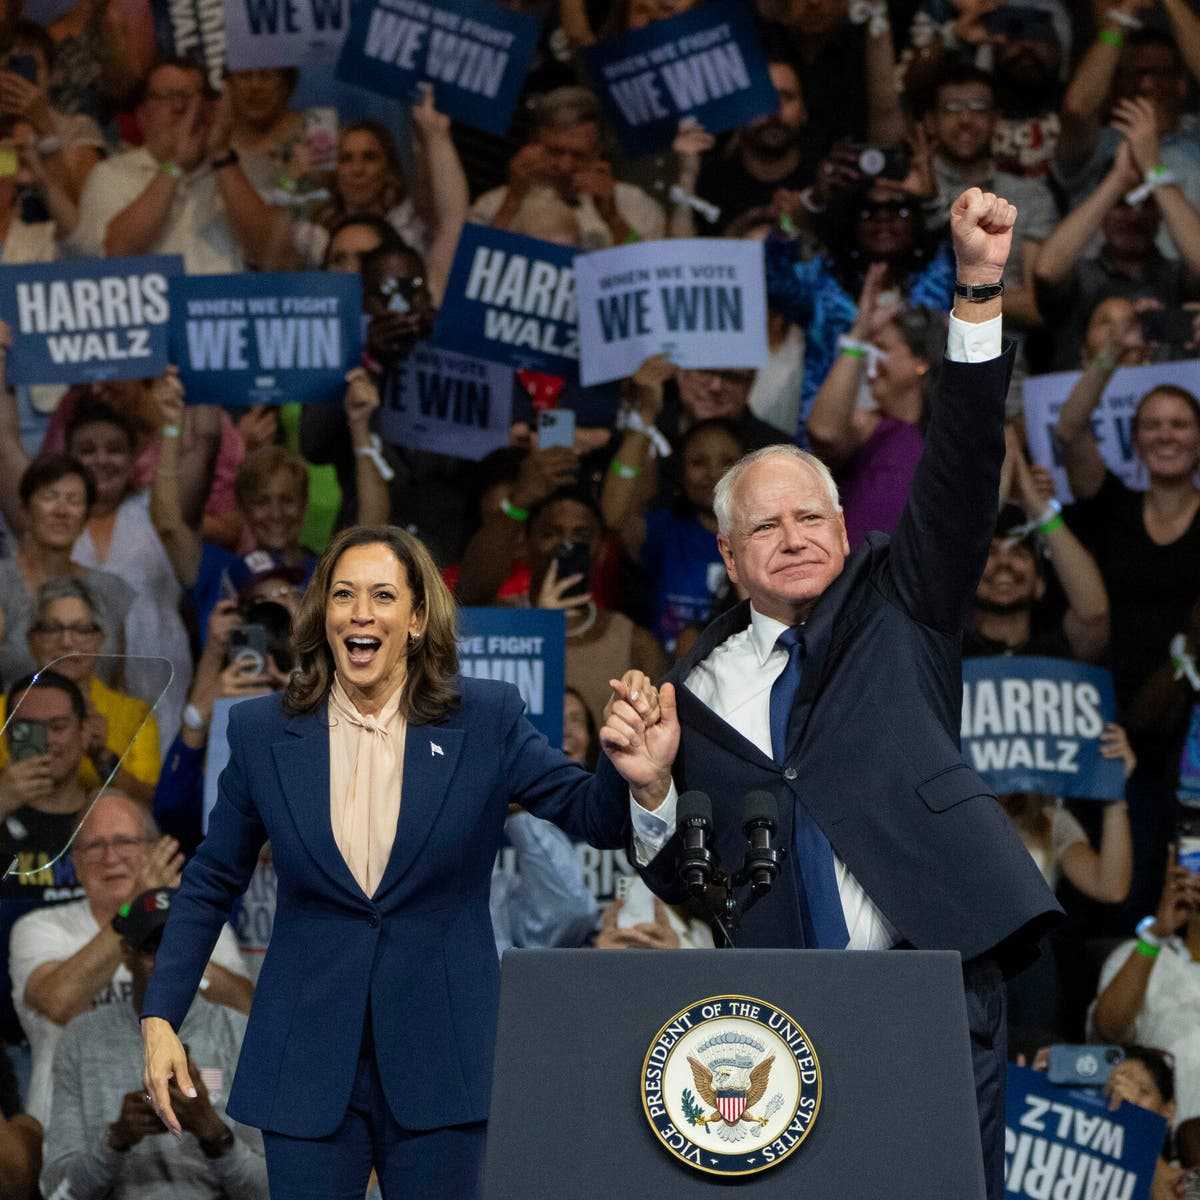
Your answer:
[510,487,667,729]
[1093,850,1200,1125]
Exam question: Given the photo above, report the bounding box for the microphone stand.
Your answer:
[684,845,781,949]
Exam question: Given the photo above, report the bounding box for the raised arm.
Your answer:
[344,368,390,526]
[1007,430,1110,660]
[806,262,890,466]
[888,188,1015,633]
[409,85,469,305]
[0,322,32,538]
[1036,145,1139,289]
[149,367,203,588]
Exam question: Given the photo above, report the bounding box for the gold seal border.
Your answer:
[639,991,823,1178]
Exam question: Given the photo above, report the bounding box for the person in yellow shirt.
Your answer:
[0,578,160,805]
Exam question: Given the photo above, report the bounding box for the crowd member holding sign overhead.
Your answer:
[137,523,665,1198]
[607,189,1061,1200]
[70,57,284,274]
[1054,380,1200,712]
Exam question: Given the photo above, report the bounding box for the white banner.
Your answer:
[574,238,767,387]
[1022,358,1200,500]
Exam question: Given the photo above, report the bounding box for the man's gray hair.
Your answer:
[712,445,842,536]
[531,86,601,132]
[76,789,159,844]
[33,576,102,624]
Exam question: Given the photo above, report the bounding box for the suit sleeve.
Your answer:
[140,706,267,1029]
[886,345,1015,634]
[498,688,629,851]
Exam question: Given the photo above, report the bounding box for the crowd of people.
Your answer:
[0,0,1198,1194]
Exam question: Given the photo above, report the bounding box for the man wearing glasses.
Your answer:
[69,56,282,273]
[918,60,1058,329]
[9,790,251,1127]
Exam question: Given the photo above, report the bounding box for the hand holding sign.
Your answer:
[951,188,1016,287]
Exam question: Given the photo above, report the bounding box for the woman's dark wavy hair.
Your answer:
[284,525,460,723]
[673,418,746,518]
[818,190,936,298]
[19,454,96,512]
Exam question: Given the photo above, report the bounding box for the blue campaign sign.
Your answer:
[582,0,778,155]
[0,256,183,386]
[335,0,539,137]
[961,657,1125,801]
[169,271,363,406]
[1005,1065,1164,1200]
[457,608,565,746]
[433,224,579,377]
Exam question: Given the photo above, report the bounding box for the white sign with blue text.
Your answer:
[574,238,767,387]
[1022,358,1200,500]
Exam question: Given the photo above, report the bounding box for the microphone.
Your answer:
[676,790,714,897]
[742,791,780,897]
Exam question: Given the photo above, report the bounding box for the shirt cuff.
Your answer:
[946,314,1002,363]
[629,781,677,867]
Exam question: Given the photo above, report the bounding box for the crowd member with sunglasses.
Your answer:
[7,790,250,1127]
[765,173,954,441]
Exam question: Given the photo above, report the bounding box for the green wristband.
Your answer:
[840,345,867,360]
[1038,513,1065,535]
[610,459,640,479]
[159,160,183,178]
[500,498,529,523]
[1135,938,1161,958]
[1099,28,1124,47]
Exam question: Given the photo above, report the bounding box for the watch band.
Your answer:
[210,148,239,172]
[954,280,1004,302]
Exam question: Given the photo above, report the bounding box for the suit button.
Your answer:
[367,913,380,928]
[783,767,797,781]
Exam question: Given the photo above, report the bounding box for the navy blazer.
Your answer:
[142,677,629,1137]
[636,350,1063,968]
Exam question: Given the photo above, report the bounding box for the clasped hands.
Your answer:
[599,671,679,811]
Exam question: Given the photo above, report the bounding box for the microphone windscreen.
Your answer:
[677,790,712,825]
[742,790,777,825]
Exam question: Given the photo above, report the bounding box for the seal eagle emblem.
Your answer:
[641,993,821,1177]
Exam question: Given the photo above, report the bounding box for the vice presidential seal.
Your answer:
[640,994,821,1176]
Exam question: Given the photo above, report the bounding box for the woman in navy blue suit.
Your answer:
[137,524,677,1198]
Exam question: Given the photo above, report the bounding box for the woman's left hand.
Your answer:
[600,680,679,802]
[1099,722,1137,779]
[410,82,450,139]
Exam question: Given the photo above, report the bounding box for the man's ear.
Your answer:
[836,511,850,557]
[718,534,739,585]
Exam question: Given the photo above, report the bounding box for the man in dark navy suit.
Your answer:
[601,189,1063,1200]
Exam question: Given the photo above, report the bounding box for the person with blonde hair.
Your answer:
[138,524,669,1198]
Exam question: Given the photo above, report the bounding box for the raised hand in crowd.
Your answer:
[345,366,390,526]
[0,750,55,818]
[1099,722,1138,779]
[594,896,681,950]
[107,1089,168,1152]
[1111,96,1162,176]
[236,406,279,456]
[132,834,186,896]
[1093,846,1200,1041]
[535,555,592,613]
[166,1056,235,1149]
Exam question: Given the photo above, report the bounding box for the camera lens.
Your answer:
[857,147,885,176]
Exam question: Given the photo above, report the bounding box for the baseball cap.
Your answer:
[112,887,177,952]
[226,549,309,599]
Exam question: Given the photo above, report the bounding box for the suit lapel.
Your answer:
[272,704,364,902]
[372,724,465,901]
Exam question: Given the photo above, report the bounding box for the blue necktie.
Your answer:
[769,626,850,949]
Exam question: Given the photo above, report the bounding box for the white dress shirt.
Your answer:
[626,312,1003,949]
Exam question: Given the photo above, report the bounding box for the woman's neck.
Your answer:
[337,671,404,718]
[879,383,924,427]
[1146,474,1200,515]
[973,607,1032,648]
[19,540,74,584]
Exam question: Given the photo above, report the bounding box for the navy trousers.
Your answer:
[262,1018,486,1200]
[963,956,1007,1200]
